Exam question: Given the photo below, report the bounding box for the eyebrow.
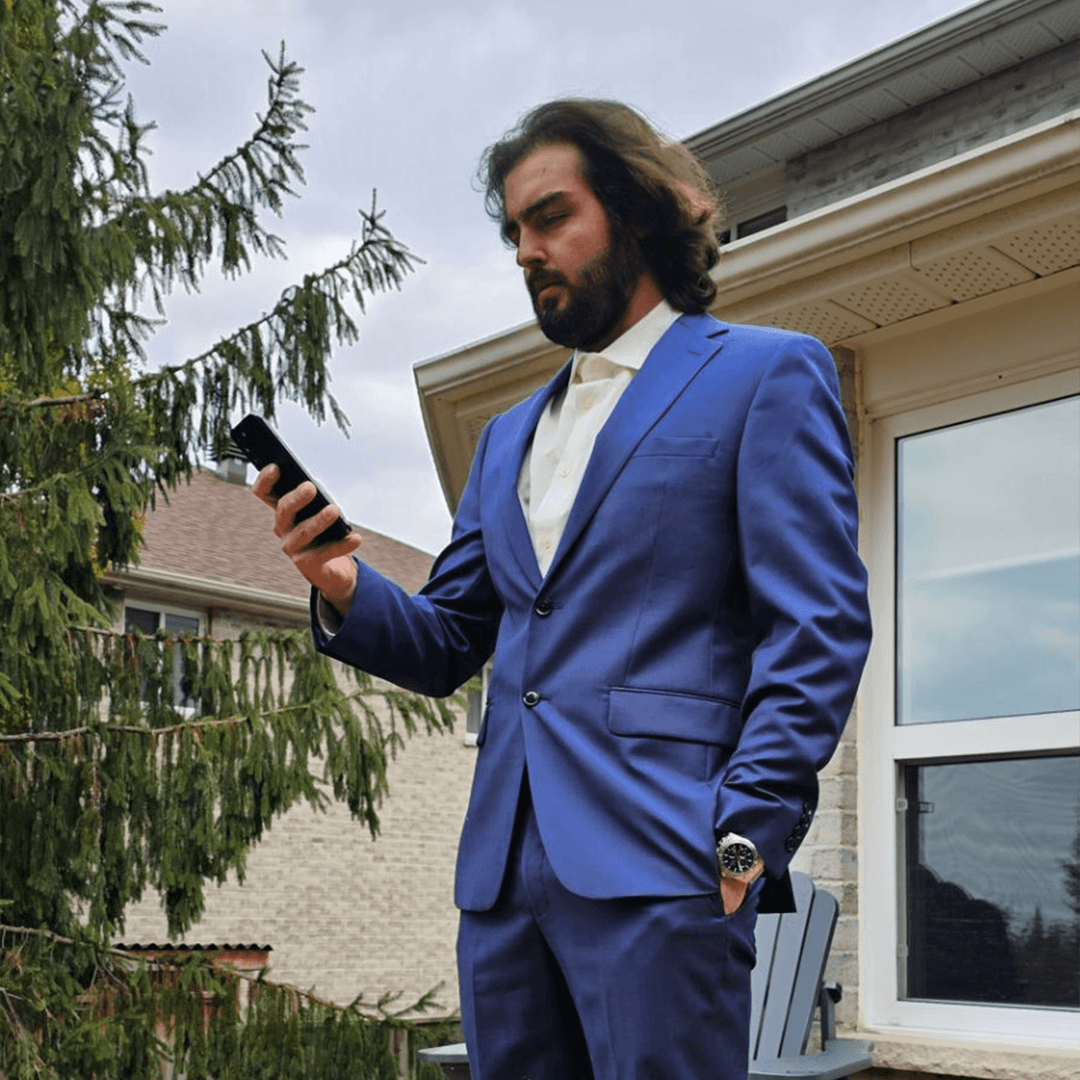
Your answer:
[502,190,569,245]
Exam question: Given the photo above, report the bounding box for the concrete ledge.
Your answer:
[857,1030,1080,1080]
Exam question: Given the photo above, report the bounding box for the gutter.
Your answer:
[103,565,310,623]
[684,0,1074,167]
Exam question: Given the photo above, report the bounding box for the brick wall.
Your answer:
[787,41,1080,218]
[790,720,861,1031]
[787,348,864,1032]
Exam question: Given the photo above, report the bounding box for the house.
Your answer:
[110,463,477,1015]
[412,0,1080,1076]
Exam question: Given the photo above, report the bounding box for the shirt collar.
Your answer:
[570,298,680,379]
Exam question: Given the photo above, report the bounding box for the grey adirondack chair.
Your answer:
[748,871,871,1079]
[418,872,872,1080]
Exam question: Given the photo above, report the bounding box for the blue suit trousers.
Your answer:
[457,774,762,1080]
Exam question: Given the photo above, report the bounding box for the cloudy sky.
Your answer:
[124,0,978,556]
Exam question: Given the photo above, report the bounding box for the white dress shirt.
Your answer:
[519,299,679,575]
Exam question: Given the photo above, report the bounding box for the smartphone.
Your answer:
[230,413,352,547]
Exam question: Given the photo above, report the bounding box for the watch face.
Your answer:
[722,842,756,875]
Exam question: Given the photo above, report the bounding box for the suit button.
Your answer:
[523,690,541,707]
[534,596,553,616]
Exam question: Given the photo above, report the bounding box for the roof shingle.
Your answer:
[137,469,434,599]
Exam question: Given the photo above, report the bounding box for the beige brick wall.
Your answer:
[789,348,864,1033]
[790,715,861,1032]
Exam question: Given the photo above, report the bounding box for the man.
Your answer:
[256,100,871,1079]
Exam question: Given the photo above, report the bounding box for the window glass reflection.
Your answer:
[897,396,1080,725]
[903,755,1080,1008]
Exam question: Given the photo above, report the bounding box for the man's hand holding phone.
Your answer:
[230,414,362,619]
[253,464,362,618]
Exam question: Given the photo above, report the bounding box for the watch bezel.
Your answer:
[716,832,764,882]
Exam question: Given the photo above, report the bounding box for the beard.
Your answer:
[528,224,647,351]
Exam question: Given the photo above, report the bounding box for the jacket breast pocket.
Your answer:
[635,435,718,458]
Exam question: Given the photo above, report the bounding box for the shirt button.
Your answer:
[523,690,541,707]
[580,393,595,410]
[534,596,553,616]
[539,536,553,551]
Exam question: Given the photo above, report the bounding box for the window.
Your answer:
[124,606,201,710]
[736,205,787,239]
[896,397,1079,726]
[863,372,1080,1044]
[902,755,1079,1008]
[718,205,788,245]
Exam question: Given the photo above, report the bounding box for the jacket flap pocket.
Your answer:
[607,688,741,746]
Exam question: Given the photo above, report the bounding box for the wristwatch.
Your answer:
[716,832,764,885]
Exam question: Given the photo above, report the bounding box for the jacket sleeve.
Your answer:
[717,333,871,882]
[310,419,504,698]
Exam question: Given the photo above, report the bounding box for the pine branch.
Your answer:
[24,391,105,409]
[0,439,153,510]
[131,193,417,394]
[0,924,448,1023]
[196,43,311,215]
[0,687,409,744]
[104,42,310,301]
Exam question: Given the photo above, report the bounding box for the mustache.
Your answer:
[526,269,568,300]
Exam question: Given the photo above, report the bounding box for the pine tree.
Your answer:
[1,3,453,1075]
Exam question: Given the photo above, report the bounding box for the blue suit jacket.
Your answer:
[313,313,871,914]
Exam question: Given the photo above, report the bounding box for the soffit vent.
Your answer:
[912,246,1037,301]
[756,300,877,343]
[992,217,1080,277]
[833,273,953,325]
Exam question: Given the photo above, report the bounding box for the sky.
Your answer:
[122,0,980,556]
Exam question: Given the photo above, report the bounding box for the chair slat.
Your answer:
[749,899,781,1056]
[755,872,815,1058]
[780,887,838,1056]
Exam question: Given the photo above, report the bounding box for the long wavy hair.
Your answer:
[479,99,722,314]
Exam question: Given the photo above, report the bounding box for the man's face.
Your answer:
[502,143,647,352]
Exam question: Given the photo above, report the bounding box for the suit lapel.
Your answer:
[545,314,728,581]
[493,358,573,589]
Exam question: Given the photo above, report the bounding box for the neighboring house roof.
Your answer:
[116,943,272,953]
[124,468,433,603]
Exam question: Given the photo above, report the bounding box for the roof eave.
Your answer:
[685,0,1069,166]
[103,565,310,623]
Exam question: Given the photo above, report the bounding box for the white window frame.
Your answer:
[123,602,204,714]
[860,367,1080,1048]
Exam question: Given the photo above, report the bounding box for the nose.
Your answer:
[516,228,543,269]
